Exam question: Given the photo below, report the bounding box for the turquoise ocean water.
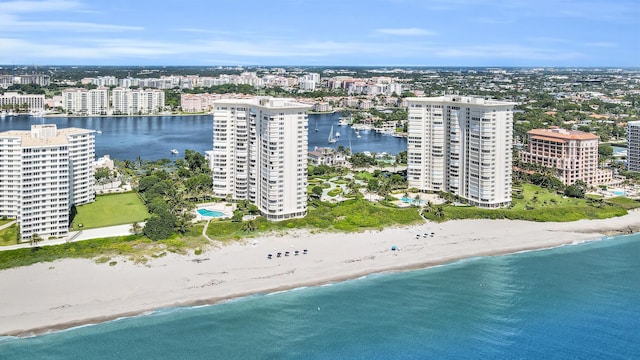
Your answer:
[1,234,639,359]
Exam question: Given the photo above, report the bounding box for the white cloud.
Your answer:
[1,0,82,13]
[375,28,437,36]
[435,45,583,61]
[0,17,143,32]
[584,42,617,48]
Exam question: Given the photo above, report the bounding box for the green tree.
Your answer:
[130,222,143,235]
[311,186,323,199]
[143,212,176,240]
[231,210,243,222]
[30,233,42,247]
[564,180,587,198]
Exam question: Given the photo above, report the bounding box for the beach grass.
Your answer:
[206,198,423,240]
[424,184,629,222]
[0,223,19,246]
[0,224,208,270]
[71,192,149,230]
[603,196,640,210]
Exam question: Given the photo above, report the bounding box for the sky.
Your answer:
[0,0,638,67]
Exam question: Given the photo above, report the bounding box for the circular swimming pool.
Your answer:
[197,208,224,217]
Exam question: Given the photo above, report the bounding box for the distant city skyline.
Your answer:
[0,0,638,67]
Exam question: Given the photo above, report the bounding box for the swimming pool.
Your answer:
[197,208,224,217]
[401,197,426,205]
[612,190,626,196]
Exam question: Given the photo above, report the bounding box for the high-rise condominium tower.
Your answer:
[407,95,515,208]
[0,125,95,241]
[628,121,640,172]
[211,97,311,220]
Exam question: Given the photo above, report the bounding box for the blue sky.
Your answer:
[0,0,638,66]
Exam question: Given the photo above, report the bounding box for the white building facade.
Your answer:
[211,97,311,220]
[0,92,45,112]
[628,121,640,172]
[0,125,95,241]
[62,88,109,115]
[111,88,165,115]
[407,95,515,208]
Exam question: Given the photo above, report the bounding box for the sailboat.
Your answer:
[328,126,337,144]
[315,119,319,132]
[355,130,361,138]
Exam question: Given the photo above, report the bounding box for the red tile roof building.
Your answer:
[520,128,612,186]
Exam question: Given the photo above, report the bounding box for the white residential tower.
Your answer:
[0,125,95,241]
[407,95,515,208]
[211,97,312,220]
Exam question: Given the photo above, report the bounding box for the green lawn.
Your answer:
[0,223,19,246]
[424,184,630,222]
[0,219,13,227]
[71,192,149,230]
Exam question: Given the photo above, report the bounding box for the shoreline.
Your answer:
[2,213,640,337]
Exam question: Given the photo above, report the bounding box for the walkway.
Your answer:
[0,220,16,232]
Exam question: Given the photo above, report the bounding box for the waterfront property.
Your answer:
[308,147,347,167]
[62,88,110,116]
[211,97,312,221]
[407,95,515,208]
[0,92,45,113]
[520,127,613,186]
[111,88,165,115]
[0,124,95,241]
[628,121,640,172]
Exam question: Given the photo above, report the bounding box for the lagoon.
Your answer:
[0,113,407,161]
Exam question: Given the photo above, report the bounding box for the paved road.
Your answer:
[0,223,141,252]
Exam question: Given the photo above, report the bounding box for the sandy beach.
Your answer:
[1,213,640,337]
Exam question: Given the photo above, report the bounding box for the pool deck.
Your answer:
[195,202,234,220]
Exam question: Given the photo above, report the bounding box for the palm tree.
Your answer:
[30,233,42,247]
[130,222,143,235]
[435,207,445,218]
[242,220,256,232]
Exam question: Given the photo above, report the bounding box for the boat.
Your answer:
[356,130,361,138]
[328,126,337,144]
[335,131,340,138]
[171,149,179,154]
[315,119,319,132]
[96,130,102,134]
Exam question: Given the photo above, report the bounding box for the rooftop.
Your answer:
[528,128,599,141]
[0,125,94,147]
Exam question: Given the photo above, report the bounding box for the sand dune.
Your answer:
[1,212,639,336]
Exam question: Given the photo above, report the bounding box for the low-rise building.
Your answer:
[308,147,347,167]
[0,92,45,112]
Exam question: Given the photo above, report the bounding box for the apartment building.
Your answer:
[180,93,220,113]
[628,121,640,172]
[0,92,45,112]
[407,95,515,208]
[0,124,95,241]
[520,128,612,186]
[111,88,165,115]
[211,97,311,220]
[0,74,50,89]
[62,88,109,115]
